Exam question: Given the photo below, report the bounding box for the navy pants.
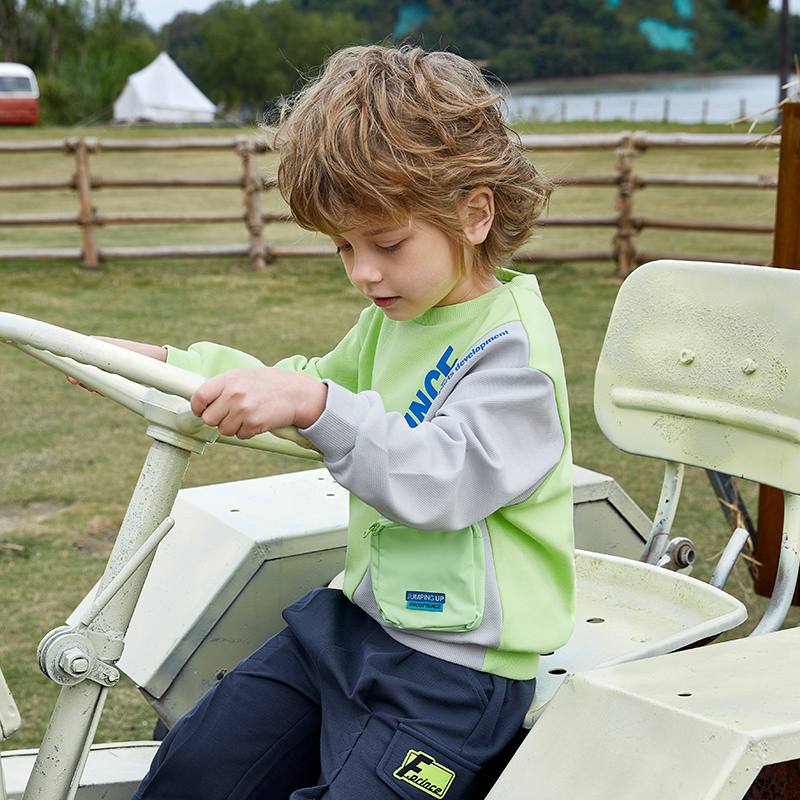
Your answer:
[133,588,535,800]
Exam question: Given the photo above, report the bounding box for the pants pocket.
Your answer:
[376,724,480,800]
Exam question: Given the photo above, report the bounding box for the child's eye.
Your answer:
[379,241,403,253]
[335,243,352,255]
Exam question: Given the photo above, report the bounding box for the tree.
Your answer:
[38,0,157,124]
[725,0,791,110]
[176,0,365,118]
[1,0,50,63]
[777,0,792,107]
[159,12,205,85]
[0,0,21,60]
[726,0,769,24]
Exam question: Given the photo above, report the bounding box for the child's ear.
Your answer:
[460,187,495,246]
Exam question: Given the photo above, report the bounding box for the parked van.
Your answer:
[0,63,39,125]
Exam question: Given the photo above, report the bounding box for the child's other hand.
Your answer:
[67,337,167,393]
[66,375,104,394]
[190,368,328,439]
[90,337,168,361]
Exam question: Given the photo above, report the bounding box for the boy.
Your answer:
[122,44,575,799]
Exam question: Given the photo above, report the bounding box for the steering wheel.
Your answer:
[0,312,322,461]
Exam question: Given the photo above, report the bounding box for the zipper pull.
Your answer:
[363,519,383,538]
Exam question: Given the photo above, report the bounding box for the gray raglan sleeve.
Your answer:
[299,331,566,531]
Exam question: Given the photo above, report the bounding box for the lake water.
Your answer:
[502,72,783,124]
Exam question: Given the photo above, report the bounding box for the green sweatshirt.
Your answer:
[166,270,575,680]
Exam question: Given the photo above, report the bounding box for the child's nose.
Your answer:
[349,254,382,285]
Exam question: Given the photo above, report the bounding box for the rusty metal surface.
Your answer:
[744,759,800,800]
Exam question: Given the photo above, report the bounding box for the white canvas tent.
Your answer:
[113,52,216,124]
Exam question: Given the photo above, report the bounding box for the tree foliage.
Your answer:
[726,0,769,25]
[4,0,795,125]
[162,0,365,115]
[48,0,156,124]
[311,0,790,79]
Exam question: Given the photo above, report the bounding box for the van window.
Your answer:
[0,76,33,94]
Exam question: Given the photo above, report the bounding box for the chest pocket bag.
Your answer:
[367,518,485,632]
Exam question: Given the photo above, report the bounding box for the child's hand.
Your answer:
[90,337,168,361]
[190,368,328,439]
[66,376,104,394]
[67,337,167,393]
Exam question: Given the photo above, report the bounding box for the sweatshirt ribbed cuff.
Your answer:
[300,380,373,463]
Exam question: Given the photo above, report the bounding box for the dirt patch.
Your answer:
[0,499,73,535]
[74,527,118,557]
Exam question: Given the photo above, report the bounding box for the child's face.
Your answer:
[331,217,493,322]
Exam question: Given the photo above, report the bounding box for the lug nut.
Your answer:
[60,647,90,677]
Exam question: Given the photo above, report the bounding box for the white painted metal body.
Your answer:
[0,671,21,743]
[489,628,800,800]
[2,744,159,800]
[70,468,351,726]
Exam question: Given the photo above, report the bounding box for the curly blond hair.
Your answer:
[274,45,551,276]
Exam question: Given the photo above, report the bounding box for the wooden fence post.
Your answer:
[237,138,269,271]
[612,132,638,277]
[69,137,100,270]
[753,102,800,600]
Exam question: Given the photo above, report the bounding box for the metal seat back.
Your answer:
[594,260,800,495]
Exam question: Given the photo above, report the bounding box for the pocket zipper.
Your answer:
[363,518,385,538]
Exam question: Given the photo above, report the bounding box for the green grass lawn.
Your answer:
[0,118,791,753]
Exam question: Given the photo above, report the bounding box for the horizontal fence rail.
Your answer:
[0,131,780,275]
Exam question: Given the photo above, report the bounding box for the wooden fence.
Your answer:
[517,131,779,275]
[0,131,780,276]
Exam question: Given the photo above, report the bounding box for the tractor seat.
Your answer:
[525,548,745,726]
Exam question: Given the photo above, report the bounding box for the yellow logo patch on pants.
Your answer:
[393,750,456,797]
